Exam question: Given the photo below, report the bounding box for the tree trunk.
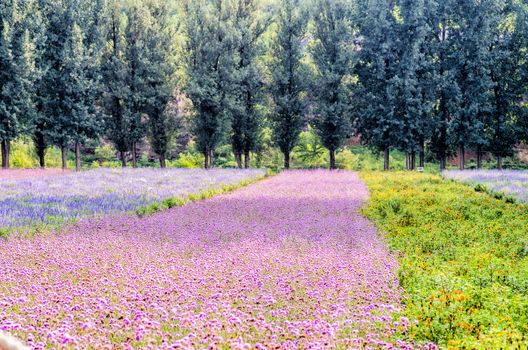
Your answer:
[411,151,416,170]
[476,146,482,169]
[39,150,46,169]
[405,152,411,170]
[440,156,446,171]
[204,146,209,169]
[0,141,4,169]
[329,149,336,170]
[439,146,447,171]
[1,140,10,169]
[35,132,46,169]
[209,149,214,168]
[235,152,242,169]
[61,145,68,170]
[458,143,465,170]
[497,155,503,170]
[132,142,137,168]
[120,151,127,168]
[5,141,9,169]
[159,155,166,168]
[384,147,390,171]
[284,151,290,169]
[419,139,425,168]
[244,151,250,169]
[75,142,81,172]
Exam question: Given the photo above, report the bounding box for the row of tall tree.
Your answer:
[356,0,528,170]
[1,0,527,171]
[1,0,177,170]
[185,0,528,170]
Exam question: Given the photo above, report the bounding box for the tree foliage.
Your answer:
[310,0,355,169]
[268,0,308,169]
[0,0,37,168]
[1,0,527,171]
[230,0,270,168]
[184,0,237,168]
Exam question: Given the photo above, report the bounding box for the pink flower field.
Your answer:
[0,171,434,349]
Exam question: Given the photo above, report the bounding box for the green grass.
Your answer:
[360,172,528,349]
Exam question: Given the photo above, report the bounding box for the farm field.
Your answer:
[361,172,528,348]
[443,170,528,203]
[2,169,528,349]
[0,168,265,231]
[0,171,436,349]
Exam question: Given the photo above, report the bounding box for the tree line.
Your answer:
[1,0,527,171]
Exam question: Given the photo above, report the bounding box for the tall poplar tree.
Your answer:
[102,1,132,167]
[61,20,102,172]
[427,0,462,170]
[486,0,527,169]
[142,0,178,168]
[39,0,104,171]
[123,2,148,168]
[269,0,308,169]
[0,0,37,169]
[37,0,70,169]
[310,0,355,170]
[231,0,269,168]
[516,3,528,147]
[450,0,494,170]
[394,0,433,170]
[355,0,399,171]
[184,0,237,168]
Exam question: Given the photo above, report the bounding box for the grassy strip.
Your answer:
[135,170,272,217]
[360,172,528,349]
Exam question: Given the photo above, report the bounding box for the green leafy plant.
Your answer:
[361,172,528,348]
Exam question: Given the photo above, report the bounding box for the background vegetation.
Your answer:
[1,0,527,172]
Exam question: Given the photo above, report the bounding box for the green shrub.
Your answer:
[94,144,117,163]
[171,151,204,168]
[474,183,487,192]
[161,197,177,209]
[292,127,327,168]
[11,140,36,168]
[361,172,528,348]
[493,192,504,200]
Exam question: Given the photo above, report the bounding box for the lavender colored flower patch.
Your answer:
[0,168,266,228]
[443,170,528,203]
[0,171,435,349]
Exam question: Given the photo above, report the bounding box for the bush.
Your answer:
[11,140,36,168]
[94,144,117,163]
[171,151,204,168]
[361,172,528,348]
